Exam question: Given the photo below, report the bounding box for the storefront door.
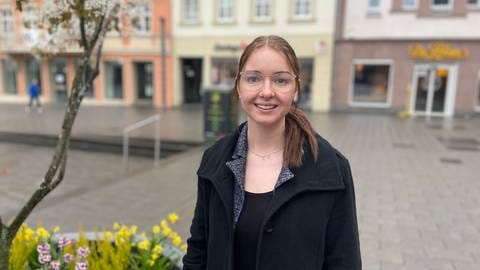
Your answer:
[411,64,457,117]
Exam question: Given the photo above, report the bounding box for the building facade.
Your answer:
[172,0,336,112]
[334,0,480,116]
[0,0,174,108]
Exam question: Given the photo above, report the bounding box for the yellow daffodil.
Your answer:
[160,219,168,229]
[172,235,182,246]
[130,225,138,234]
[152,225,161,234]
[53,226,60,233]
[147,259,155,266]
[139,239,150,250]
[113,222,120,230]
[151,253,159,261]
[168,213,180,224]
[153,244,163,254]
[162,227,172,237]
[181,244,188,253]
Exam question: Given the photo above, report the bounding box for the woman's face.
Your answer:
[237,46,297,129]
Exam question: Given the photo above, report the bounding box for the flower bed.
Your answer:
[9,213,186,270]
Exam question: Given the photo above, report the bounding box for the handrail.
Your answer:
[122,114,161,169]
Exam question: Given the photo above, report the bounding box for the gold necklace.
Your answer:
[249,148,283,160]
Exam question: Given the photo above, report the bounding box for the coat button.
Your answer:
[264,223,273,233]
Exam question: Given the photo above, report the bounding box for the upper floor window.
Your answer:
[367,0,381,14]
[254,0,272,21]
[467,0,480,7]
[403,0,418,9]
[217,0,234,23]
[184,0,199,23]
[431,0,453,11]
[23,6,39,28]
[292,0,312,19]
[1,9,13,33]
[133,3,151,34]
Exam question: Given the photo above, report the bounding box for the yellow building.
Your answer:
[172,0,336,112]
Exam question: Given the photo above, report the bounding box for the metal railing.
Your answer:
[122,114,161,169]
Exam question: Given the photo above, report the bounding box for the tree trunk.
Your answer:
[0,225,9,269]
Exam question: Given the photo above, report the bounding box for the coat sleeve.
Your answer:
[182,153,210,270]
[323,155,362,269]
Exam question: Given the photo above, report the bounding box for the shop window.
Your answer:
[74,59,94,98]
[104,61,123,99]
[253,0,272,21]
[292,0,312,19]
[431,0,453,11]
[351,62,391,105]
[217,0,234,23]
[211,58,237,87]
[1,9,13,34]
[49,59,68,102]
[25,58,41,93]
[403,0,418,9]
[367,0,381,14]
[133,3,151,34]
[1,59,17,94]
[184,0,199,23]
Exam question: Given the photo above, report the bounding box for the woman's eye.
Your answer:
[246,76,261,83]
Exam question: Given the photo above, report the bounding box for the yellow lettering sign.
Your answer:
[409,43,468,60]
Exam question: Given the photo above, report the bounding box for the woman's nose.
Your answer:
[259,78,275,97]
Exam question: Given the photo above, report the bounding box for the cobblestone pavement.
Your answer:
[0,103,479,269]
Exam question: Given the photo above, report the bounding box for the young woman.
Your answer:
[183,35,361,270]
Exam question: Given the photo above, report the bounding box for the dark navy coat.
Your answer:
[183,127,361,270]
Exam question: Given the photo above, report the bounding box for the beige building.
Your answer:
[172,0,336,112]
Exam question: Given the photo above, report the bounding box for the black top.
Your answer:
[234,190,273,270]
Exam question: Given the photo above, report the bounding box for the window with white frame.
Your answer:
[351,62,391,105]
[217,0,234,22]
[1,9,13,33]
[133,3,151,34]
[184,0,199,22]
[23,6,39,28]
[292,0,312,19]
[254,0,271,20]
[367,0,381,14]
[431,0,453,11]
[403,0,418,9]
[467,0,480,7]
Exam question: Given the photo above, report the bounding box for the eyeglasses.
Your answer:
[238,71,297,93]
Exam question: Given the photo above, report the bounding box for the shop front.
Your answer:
[334,41,478,116]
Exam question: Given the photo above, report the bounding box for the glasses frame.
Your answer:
[237,71,299,93]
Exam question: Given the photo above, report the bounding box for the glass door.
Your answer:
[412,64,455,116]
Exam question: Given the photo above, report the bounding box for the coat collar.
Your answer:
[197,122,346,224]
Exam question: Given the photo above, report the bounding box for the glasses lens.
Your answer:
[241,72,263,91]
[240,71,296,92]
[271,73,295,92]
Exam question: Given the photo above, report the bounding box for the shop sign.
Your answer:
[214,42,248,52]
[409,42,468,61]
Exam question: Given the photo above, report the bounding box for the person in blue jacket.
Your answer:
[183,35,361,270]
[26,78,42,112]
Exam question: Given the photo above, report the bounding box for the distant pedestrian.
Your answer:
[26,78,42,113]
[183,35,361,270]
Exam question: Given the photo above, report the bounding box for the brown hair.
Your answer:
[234,35,318,167]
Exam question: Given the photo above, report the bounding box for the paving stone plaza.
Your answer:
[0,104,479,269]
